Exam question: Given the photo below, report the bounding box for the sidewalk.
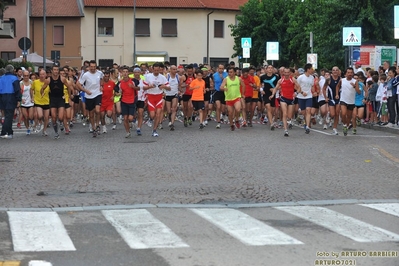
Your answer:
[361,123,399,135]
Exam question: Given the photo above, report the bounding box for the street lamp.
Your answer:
[133,0,136,65]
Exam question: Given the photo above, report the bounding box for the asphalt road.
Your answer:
[0,119,398,266]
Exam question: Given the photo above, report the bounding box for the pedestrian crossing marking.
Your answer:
[360,203,399,218]
[0,262,20,266]
[191,208,303,245]
[28,261,52,266]
[345,31,359,43]
[275,206,399,242]
[7,212,76,252]
[102,209,189,249]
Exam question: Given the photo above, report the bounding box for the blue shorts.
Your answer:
[80,91,86,103]
[298,98,313,110]
[121,102,136,116]
[280,96,294,105]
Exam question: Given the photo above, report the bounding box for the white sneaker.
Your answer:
[102,125,107,134]
[118,116,123,124]
[112,124,117,130]
[323,124,327,130]
[204,120,208,126]
[125,132,131,138]
[332,128,338,135]
[147,120,153,127]
[386,122,393,127]
[168,121,172,127]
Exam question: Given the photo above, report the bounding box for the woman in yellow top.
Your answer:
[32,70,50,136]
[61,67,75,135]
[220,67,245,131]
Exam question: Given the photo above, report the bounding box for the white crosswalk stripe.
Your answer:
[102,209,189,249]
[191,208,303,245]
[275,206,399,242]
[7,211,76,252]
[3,204,399,254]
[360,203,399,218]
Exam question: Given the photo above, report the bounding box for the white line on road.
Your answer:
[29,261,53,266]
[275,206,399,242]
[360,203,399,218]
[191,208,303,245]
[102,209,189,249]
[7,211,76,252]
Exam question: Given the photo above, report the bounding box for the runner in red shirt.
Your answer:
[270,67,301,137]
[240,68,255,127]
[100,71,115,133]
[119,66,139,138]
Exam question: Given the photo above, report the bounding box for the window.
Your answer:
[169,57,177,66]
[3,0,16,5]
[162,19,177,37]
[214,20,224,38]
[135,19,150,37]
[1,51,16,61]
[53,25,64,45]
[98,18,113,36]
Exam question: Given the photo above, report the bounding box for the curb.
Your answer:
[2,199,399,212]
[361,123,399,135]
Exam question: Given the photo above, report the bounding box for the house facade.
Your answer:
[30,0,84,67]
[82,0,246,68]
[0,0,29,61]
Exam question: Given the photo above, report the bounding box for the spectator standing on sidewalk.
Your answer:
[0,65,21,139]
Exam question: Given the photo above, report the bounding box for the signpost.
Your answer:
[266,42,279,61]
[343,27,361,67]
[18,37,31,62]
[307,53,318,70]
[241,37,252,61]
[395,6,399,39]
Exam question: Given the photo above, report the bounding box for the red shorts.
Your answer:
[147,94,164,112]
[226,98,241,107]
[100,101,114,112]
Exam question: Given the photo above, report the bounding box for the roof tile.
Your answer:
[83,0,246,11]
[31,0,84,17]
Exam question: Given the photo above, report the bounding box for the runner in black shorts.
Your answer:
[41,64,71,139]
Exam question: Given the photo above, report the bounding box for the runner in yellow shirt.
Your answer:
[32,70,50,136]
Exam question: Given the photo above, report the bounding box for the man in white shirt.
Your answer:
[354,61,366,76]
[143,62,170,137]
[76,60,104,137]
[296,63,315,134]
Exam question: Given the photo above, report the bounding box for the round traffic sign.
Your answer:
[18,37,32,50]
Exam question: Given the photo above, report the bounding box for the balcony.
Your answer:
[0,19,15,38]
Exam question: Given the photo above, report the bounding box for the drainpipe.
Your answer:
[94,8,97,62]
[207,10,214,65]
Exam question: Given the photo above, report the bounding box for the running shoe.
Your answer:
[230,125,235,131]
[248,122,253,127]
[343,126,348,136]
[188,118,192,125]
[102,125,107,134]
[118,116,123,124]
[216,123,221,129]
[288,122,293,129]
[92,131,97,138]
[235,121,240,129]
[136,128,142,135]
[323,124,327,130]
[270,123,275,131]
[170,124,175,131]
[332,128,338,135]
[54,133,60,139]
[352,128,357,135]
[147,120,153,127]
[158,123,163,130]
[152,130,159,137]
[199,123,204,129]
[42,131,48,136]
[204,120,208,126]
[168,121,172,127]
[125,132,131,138]
[184,119,188,127]
[17,123,21,129]
[348,124,353,130]
[242,121,247,127]
[305,126,310,134]
[356,117,361,126]
[65,129,70,135]
[0,134,13,139]
[284,130,289,137]
[112,124,117,130]
[26,129,31,135]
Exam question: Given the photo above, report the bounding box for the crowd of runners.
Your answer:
[0,59,398,139]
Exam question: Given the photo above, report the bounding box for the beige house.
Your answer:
[82,0,247,67]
